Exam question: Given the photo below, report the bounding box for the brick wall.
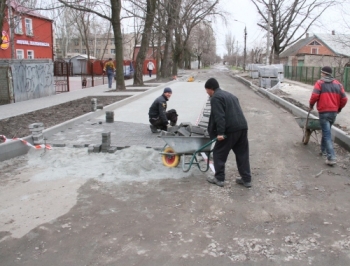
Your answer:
[0,66,10,104]
[298,44,335,56]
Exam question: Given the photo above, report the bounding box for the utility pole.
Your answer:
[266,0,271,65]
[243,26,247,71]
[234,19,247,71]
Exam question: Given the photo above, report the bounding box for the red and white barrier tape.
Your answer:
[0,135,52,150]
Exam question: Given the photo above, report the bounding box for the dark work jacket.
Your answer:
[208,88,248,139]
[148,94,168,125]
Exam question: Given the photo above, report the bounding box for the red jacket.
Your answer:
[309,78,348,113]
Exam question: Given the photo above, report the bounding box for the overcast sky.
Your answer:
[213,0,350,57]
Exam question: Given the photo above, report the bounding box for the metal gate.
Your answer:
[54,60,72,93]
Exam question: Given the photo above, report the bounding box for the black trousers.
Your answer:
[213,130,251,182]
[149,110,178,130]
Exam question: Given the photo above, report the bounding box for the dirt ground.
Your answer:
[1,68,350,265]
[0,96,130,139]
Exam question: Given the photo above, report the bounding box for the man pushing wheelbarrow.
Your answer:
[309,66,348,166]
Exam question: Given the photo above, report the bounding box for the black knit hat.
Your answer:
[163,87,172,93]
[321,66,332,75]
[205,78,220,90]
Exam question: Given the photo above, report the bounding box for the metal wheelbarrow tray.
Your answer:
[294,114,321,145]
[158,135,217,172]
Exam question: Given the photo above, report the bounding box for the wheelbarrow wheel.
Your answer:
[302,129,312,145]
[162,147,180,168]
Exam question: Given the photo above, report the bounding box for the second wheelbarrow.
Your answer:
[294,111,321,145]
[158,135,218,172]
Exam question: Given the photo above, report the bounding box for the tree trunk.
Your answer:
[111,0,125,90]
[134,0,157,86]
[161,0,181,79]
[0,0,7,46]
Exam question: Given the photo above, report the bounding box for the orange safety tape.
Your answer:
[0,135,52,150]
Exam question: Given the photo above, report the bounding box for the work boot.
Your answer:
[207,176,224,187]
[150,125,158,133]
[319,151,327,157]
[325,159,336,166]
[236,178,252,188]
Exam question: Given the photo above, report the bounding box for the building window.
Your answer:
[74,49,79,53]
[16,49,24,59]
[311,48,318,54]
[96,49,101,55]
[111,49,115,54]
[82,49,86,54]
[74,40,79,46]
[27,50,34,59]
[25,18,33,36]
[14,16,23,34]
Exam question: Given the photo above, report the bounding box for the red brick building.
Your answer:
[0,1,53,60]
[279,32,350,67]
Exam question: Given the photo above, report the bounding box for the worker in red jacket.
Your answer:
[309,66,348,166]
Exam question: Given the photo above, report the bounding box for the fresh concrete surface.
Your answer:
[96,81,209,125]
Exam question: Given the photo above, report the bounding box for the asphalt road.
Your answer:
[1,67,350,265]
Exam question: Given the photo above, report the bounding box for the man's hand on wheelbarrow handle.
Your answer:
[216,135,227,141]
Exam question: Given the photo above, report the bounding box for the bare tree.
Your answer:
[190,21,215,69]
[251,0,338,63]
[56,0,126,90]
[225,32,235,56]
[125,0,157,85]
[172,0,222,75]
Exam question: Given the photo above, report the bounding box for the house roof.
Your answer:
[279,36,315,58]
[314,33,350,57]
[280,33,350,58]
[10,1,52,21]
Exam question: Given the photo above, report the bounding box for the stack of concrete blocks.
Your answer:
[248,64,264,79]
[101,132,111,153]
[163,122,209,138]
[29,122,44,145]
[258,66,279,89]
[88,131,118,154]
[198,99,211,129]
[105,111,114,123]
[272,64,284,82]
[91,98,97,111]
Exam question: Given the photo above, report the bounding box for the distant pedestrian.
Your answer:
[309,66,348,166]
[147,61,155,77]
[205,78,252,188]
[148,87,178,133]
[103,58,116,89]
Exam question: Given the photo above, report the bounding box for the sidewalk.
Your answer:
[0,75,159,120]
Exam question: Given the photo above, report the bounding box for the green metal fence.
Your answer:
[284,66,350,92]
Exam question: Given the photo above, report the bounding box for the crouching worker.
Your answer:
[148,87,178,133]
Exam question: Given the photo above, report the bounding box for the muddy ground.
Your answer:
[1,68,350,265]
[0,96,130,139]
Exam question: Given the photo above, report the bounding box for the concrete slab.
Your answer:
[96,81,209,125]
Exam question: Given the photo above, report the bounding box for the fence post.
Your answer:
[66,62,70,92]
[344,67,349,92]
[305,67,308,84]
[91,62,94,87]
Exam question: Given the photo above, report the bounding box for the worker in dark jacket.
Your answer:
[148,87,178,133]
[309,66,348,166]
[205,78,252,188]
